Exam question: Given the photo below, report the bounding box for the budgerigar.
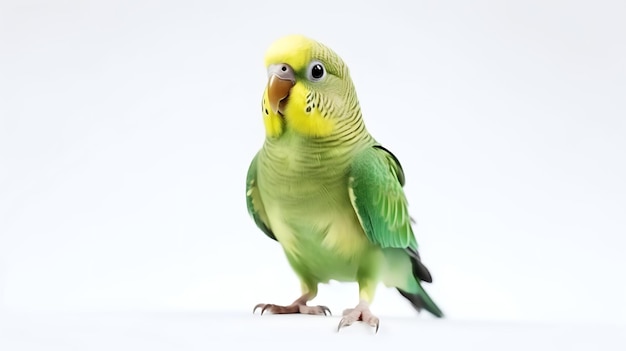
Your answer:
[246,35,443,331]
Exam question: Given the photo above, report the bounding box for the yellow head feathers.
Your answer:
[264,35,314,72]
[260,35,357,139]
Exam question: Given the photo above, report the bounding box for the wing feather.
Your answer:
[349,145,416,250]
[349,145,432,283]
[246,153,276,241]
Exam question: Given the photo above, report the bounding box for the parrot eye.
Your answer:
[307,61,326,81]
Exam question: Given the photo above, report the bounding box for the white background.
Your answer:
[1,0,625,341]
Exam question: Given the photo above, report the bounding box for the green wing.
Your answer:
[349,145,432,282]
[246,153,276,241]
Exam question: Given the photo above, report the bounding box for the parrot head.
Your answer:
[261,35,361,139]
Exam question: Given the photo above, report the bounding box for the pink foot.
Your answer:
[253,302,331,315]
[338,301,380,332]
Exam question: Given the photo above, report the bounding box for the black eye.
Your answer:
[307,61,326,81]
[311,64,324,78]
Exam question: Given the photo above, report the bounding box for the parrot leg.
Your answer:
[336,256,381,331]
[337,300,380,332]
[253,293,331,316]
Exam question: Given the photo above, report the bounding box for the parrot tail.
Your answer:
[397,287,444,318]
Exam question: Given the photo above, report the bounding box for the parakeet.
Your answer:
[246,35,443,331]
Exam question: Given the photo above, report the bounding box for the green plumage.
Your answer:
[246,35,443,318]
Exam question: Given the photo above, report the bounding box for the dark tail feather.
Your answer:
[397,288,444,318]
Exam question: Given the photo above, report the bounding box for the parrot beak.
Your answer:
[267,64,296,115]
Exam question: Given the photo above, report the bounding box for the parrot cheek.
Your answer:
[284,85,335,137]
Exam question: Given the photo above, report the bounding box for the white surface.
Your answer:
[1,0,626,328]
[0,312,624,351]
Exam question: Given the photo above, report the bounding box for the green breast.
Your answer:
[256,129,376,282]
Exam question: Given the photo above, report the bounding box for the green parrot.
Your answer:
[247,35,443,331]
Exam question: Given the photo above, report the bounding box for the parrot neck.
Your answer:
[259,116,375,196]
[265,112,374,162]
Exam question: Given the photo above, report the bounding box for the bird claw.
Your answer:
[320,305,332,316]
[252,303,272,315]
[337,317,352,331]
[253,303,331,316]
[337,317,379,333]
